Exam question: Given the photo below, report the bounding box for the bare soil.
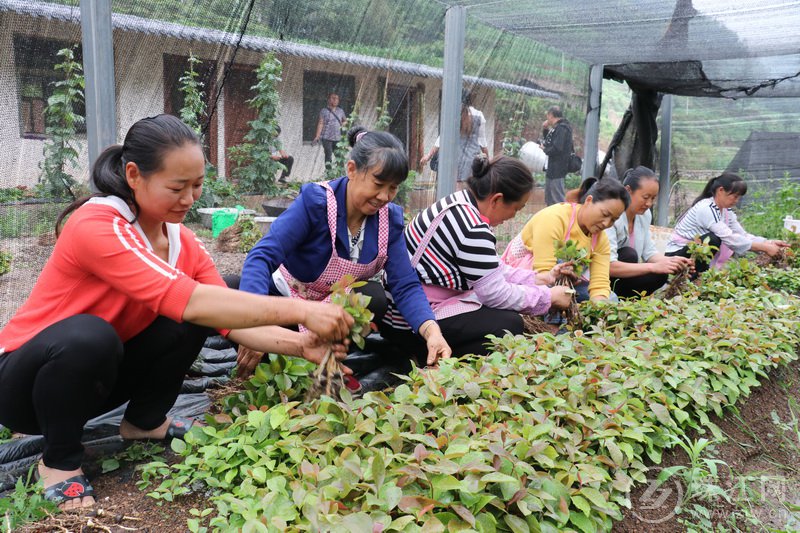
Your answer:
[2,224,800,531]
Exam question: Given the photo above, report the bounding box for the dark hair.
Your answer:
[622,166,658,192]
[547,105,563,118]
[346,126,409,185]
[573,177,631,210]
[56,114,201,235]
[692,172,747,206]
[467,155,534,203]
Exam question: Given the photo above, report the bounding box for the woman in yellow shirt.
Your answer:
[503,178,629,301]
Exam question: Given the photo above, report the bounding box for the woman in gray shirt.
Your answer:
[607,167,692,297]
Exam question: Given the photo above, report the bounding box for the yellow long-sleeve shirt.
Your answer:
[519,203,611,299]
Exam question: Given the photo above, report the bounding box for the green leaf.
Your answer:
[372,452,386,488]
[569,511,597,533]
[571,494,592,517]
[101,458,120,473]
[171,438,187,454]
[504,514,530,533]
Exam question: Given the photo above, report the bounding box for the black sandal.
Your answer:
[43,474,95,507]
[165,416,196,439]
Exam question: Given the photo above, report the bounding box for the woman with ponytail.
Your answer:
[240,126,450,378]
[0,115,354,510]
[607,166,692,297]
[503,177,629,302]
[665,172,788,272]
[383,155,572,359]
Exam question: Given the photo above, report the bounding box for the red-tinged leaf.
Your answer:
[259,405,269,412]
[373,523,385,533]
[508,488,527,506]
[468,418,477,435]
[435,435,447,449]
[336,501,349,511]
[398,496,437,513]
[451,504,476,526]
[212,413,232,424]
[493,455,502,470]
[415,444,429,463]
[418,503,436,519]
[396,475,411,488]
[247,404,257,411]
[595,455,616,468]
[559,496,569,515]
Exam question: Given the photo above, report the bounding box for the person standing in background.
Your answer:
[313,92,346,165]
[540,105,574,206]
[420,91,489,188]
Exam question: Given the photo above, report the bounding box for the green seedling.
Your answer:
[305,275,373,401]
[662,236,718,298]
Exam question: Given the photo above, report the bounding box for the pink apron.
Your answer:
[279,181,389,304]
[409,197,485,320]
[671,209,733,267]
[501,203,597,282]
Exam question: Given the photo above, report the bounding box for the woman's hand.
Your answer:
[236,346,264,379]
[548,261,576,285]
[300,301,354,341]
[761,241,784,257]
[419,320,451,366]
[548,286,573,310]
[300,333,352,375]
[650,256,691,275]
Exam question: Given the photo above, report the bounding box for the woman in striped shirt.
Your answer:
[665,173,788,272]
[383,155,572,360]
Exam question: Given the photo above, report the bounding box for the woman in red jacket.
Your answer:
[0,115,353,510]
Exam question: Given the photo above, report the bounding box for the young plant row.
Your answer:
[140,265,800,532]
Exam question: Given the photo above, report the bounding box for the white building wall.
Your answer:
[1,14,500,192]
[0,13,87,188]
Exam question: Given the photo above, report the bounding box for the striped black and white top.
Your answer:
[406,190,499,290]
[666,197,763,255]
[383,190,499,329]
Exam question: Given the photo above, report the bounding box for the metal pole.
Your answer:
[582,64,603,181]
[656,94,673,226]
[81,0,117,190]
[437,5,466,200]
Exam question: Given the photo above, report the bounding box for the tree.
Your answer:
[228,53,285,195]
[39,47,84,199]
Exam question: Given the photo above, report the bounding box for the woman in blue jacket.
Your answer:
[239,127,450,378]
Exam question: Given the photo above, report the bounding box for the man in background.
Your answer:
[540,105,574,205]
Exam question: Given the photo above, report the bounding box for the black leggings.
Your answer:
[0,315,210,470]
[665,232,722,275]
[611,246,669,298]
[381,306,523,363]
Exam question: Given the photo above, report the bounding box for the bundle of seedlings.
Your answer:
[523,314,551,335]
[305,275,373,402]
[661,236,717,299]
[551,239,590,328]
[216,215,261,253]
[757,231,799,269]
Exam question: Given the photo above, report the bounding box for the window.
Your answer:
[13,35,85,138]
[302,71,356,142]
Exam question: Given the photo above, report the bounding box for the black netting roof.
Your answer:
[437,0,800,98]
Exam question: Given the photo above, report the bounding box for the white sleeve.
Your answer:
[708,219,756,255]
[606,225,621,262]
[728,210,765,246]
[472,108,488,147]
[434,136,441,148]
[642,223,658,261]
